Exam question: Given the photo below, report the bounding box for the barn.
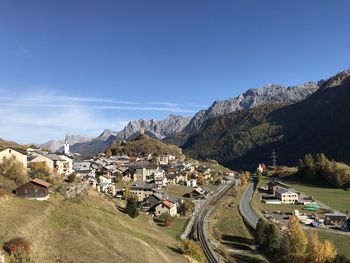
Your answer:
[16,178,51,200]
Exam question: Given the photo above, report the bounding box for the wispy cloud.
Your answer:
[14,45,32,58]
[0,96,202,113]
[0,94,206,144]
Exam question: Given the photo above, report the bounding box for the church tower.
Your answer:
[64,132,70,154]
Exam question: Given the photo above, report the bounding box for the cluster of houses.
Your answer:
[0,136,237,218]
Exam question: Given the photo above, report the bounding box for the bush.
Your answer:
[67,173,76,183]
[180,239,205,263]
[0,157,28,184]
[4,237,30,255]
[178,200,195,216]
[160,212,173,227]
[8,251,35,263]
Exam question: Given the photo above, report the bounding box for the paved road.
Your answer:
[239,180,259,229]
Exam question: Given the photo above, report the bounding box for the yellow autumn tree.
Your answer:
[288,216,308,263]
[307,231,323,263]
[321,240,337,263]
[307,231,337,263]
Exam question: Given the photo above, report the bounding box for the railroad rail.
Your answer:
[193,183,235,263]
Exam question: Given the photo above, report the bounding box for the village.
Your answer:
[0,134,241,222]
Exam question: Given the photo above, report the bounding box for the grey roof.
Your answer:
[45,154,63,161]
[275,187,296,195]
[131,182,155,190]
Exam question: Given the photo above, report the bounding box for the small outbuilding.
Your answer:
[324,213,348,227]
[16,178,51,200]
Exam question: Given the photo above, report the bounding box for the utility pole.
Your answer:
[271,149,277,170]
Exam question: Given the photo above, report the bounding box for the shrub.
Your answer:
[4,237,30,255]
[8,251,35,263]
[67,173,76,183]
[180,239,205,263]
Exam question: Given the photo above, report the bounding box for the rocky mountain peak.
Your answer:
[321,69,350,89]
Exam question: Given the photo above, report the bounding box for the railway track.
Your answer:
[194,183,235,263]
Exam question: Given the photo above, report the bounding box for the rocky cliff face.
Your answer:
[182,81,320,136]
[120,114,191,140]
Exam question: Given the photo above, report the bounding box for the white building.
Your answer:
[63,134,70,154]
[0,148,27,170]
[275,188,299,204]
[186,178,197,188]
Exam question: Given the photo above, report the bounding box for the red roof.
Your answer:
[31,178,51,188]
[162,200,174,209]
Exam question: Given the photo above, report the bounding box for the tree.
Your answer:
[265,223,280,254]
[322,240,337,263]
[307,231,323,263]
[304,154,315,168]
[178,200,195,216]
[197,174,205,185]
[67,173,76,183]
[125,196,139,218]
[29,162,51,180]
[256,219,269,245]
[124,181,131,199]
[297,159,305,172]
[105,148,112,157]
[288,216,308,263]
[316,153,327,168]
[0,156,28,184]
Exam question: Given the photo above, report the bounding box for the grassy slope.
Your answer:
[282,181,350,213]
[209,186,268,263]
[0,191,188,263]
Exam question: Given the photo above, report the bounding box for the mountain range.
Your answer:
[47,114,191,155]
[182,69,350,169]
[41,81,320,155]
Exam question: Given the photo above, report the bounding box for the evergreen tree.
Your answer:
[256,219,269,245]
[265,223,281,254]
[125,196,139,218]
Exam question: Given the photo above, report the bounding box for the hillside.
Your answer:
[0,190,188,263]
[64,115,191,155]
[165,81,319,146]
[0,139,26,151]
[106,134,184,158]
[183,70,350,169]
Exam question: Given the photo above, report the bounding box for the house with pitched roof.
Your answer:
[0,147,27,170]
[16,179,51,200]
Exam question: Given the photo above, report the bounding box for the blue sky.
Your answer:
[0,0,349,143]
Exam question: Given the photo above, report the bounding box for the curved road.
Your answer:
[239,180,259,229]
